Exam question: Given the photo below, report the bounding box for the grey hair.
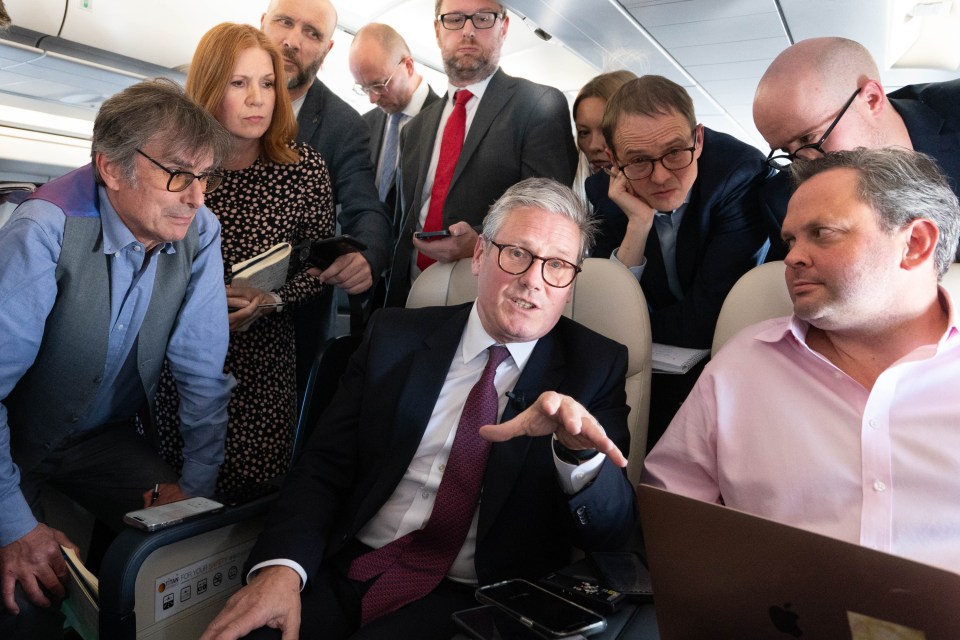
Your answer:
[91,78,231,184]
[481,177,598,261]
[791,147,960,278]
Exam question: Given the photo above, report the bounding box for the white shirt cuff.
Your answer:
[611,248,645,282]
[247,559,307,591]
[552,440,606,494]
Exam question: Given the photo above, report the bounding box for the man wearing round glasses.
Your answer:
[200,178,634,640]
[386,0,578,305]
[0,79,236,637]
[349,23,440,208]
[753,37,960,260]
[594,75,771,448]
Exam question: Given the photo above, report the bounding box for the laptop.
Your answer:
[637,484,960,640]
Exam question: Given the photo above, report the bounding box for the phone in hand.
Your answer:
[303,234,367,270]
[475,578,606,638]
[122,497,225,532]
[414,229,452,240]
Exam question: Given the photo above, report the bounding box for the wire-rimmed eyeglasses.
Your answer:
[352,59,406,97]
[765,88,861,170]
[136,149,223,194]
[487,239,581,288]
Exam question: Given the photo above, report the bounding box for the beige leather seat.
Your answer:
[711,261,960,357]
[711,261,792,357]
[407,257,653,484]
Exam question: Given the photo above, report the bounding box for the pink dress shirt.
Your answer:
[642,289,960,574]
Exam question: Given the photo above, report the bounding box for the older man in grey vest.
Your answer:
[0,78,235,638]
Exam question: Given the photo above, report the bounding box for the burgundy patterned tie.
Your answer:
[417,89,473,272]
[347,344,510,625]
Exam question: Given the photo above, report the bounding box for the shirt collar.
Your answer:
[462,301,538,370]
[756,284,960,353]
[445,71,496,106]
[98,185,175,255]
[401,78,432,119]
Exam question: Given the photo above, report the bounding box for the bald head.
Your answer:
[351,22,411,60]
[753,37,909,160]
[349,22,421,114]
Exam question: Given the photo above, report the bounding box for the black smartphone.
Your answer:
[539,572,625,614]
[304,234,367,270]
[452,605,554,640]
[414,229,452,240]
[475,578,606,638]
[588,551,654,598]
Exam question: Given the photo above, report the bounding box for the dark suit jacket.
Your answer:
[362,85,441,226]
[385,68,579,305]
[759,79,960,261]
[586,128,770,349]
[246,304,636,587]
[297,80,391,278]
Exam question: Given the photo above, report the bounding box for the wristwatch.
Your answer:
[553,438,599,465]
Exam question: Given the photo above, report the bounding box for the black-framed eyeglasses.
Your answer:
[437,11,503,30]
[136,149,223,194]
[765,88,861,170]
[616,131,699,181]
[353,59,406,97]
[487,239,581,288]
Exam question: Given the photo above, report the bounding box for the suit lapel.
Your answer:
[295,82,324,145]
[380,306,470,495]
[451,68,515,187]
[477,328,565,541]
[367,110,386,168]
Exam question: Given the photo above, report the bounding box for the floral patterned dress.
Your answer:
[155,141,335,491]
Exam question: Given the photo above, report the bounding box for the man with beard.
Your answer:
[261,0,392,387]
[384,0,578,306]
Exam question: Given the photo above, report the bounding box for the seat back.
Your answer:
[711,261,792,357]
[711,261,960,358]
[407,257,652,484]
[292,333,363,465]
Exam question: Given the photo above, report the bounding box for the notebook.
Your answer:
[637,484,960,640]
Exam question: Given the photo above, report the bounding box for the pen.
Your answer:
[151,483,160,505]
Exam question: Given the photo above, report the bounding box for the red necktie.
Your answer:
[347,345,510,625]
[417,89,473,272]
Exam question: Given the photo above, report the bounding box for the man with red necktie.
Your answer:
[202,178,636,640]
[384,0,578,306]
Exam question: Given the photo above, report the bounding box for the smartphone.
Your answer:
[475,579,606,638]
[452,605,571,640]
[588,551,654,598]
[414,229,452,240]
[539,572,625,613]
[304,234,367,270]
[122,497,225,532]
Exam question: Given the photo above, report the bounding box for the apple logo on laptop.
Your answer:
[768,602,803,637]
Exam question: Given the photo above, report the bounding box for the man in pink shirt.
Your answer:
[642,147,960,574]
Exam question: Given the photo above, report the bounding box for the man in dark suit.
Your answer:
[753,37,960,260]
[261,0,392,387]
[385,0,578,306]
[349,23,440,221]
[200,178,636,640]
[599,75,770,448]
